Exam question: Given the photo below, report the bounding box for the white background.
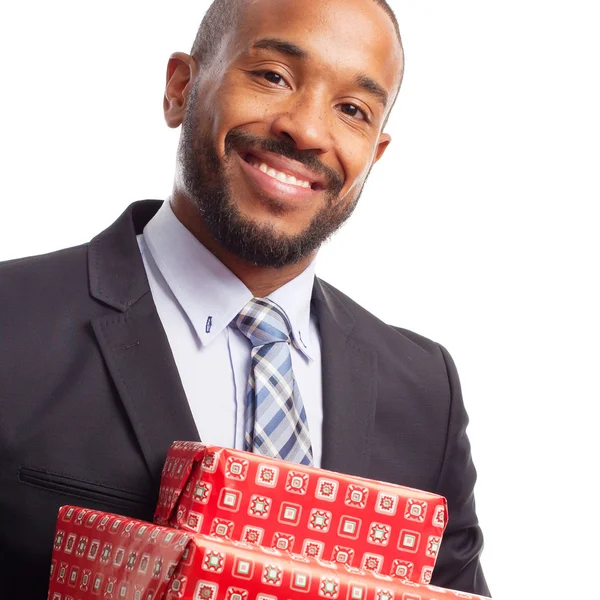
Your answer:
[1,1,598,597]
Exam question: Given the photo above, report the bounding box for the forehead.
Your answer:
[231,0,402,92]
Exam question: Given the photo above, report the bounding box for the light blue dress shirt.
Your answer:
[136,201,323,466]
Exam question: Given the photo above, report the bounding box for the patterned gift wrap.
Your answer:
[49,506,490,600]
[154,443,448,585]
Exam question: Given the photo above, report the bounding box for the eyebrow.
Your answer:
[355,74,389,108]
[251,38,307,59]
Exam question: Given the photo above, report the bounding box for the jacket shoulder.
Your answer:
[0,244,92,321]
[0,243,88,278]
[316,278,442,355]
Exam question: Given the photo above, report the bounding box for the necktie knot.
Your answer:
[235,298,291,348]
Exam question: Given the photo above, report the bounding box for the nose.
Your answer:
[269,90,334,154]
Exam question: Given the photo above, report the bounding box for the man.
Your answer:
[0,0,490,597]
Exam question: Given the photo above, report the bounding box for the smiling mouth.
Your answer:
[241,152,323,191]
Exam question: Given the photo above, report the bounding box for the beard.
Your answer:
[178,91,364,268]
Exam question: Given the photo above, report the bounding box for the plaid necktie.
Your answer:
[235,297,314,466]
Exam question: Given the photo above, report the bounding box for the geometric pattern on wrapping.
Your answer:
[331,545,356,566]
[48,506,190,600]
[404,499,428,524]
[367,522,392,547]
[345,485,369,509]
[397,530,421,554]
[361,552,384,574]
[302,538,325,559]
[421,565,434,585]
[242,525,265,545]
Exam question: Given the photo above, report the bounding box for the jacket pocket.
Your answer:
[18,466,152,511]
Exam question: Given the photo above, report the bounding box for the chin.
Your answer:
[240,211,310,239]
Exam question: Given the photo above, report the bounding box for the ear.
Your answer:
[164,52,197,129]
[373,132,392,164]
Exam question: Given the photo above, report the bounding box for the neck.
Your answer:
[170,195,315,298]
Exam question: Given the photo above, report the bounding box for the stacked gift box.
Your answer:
[47,442,491,599]
[154,442,448,585]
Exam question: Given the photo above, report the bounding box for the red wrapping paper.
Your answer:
[49,506,490,600]
[154,443,448,585]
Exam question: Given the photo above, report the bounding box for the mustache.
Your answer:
[224,129,344,194]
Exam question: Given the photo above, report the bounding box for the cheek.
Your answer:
[336,137,376,193]
[208,81,277,143]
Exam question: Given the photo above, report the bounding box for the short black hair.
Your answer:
[191,0,403,65]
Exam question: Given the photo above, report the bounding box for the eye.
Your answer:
[339,103,368,122]
[253,70,289,88]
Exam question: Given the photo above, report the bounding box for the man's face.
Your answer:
[174,0,403,267]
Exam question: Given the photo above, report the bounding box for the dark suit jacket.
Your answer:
[0,201,489,598]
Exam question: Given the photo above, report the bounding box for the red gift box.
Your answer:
[154,443,447,585]
[49,506,490,600]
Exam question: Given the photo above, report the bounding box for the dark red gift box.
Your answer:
[48,506,490,600]
[154,443,448,585]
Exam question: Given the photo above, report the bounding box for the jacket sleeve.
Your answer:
[430,344,491,597]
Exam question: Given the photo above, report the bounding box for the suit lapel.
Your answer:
[89,201,199,487]
[312,279,378,478]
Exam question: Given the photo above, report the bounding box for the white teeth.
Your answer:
[251,160,311,189]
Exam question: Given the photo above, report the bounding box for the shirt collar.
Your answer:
[268,258,317,361]
[143,201,317,361]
